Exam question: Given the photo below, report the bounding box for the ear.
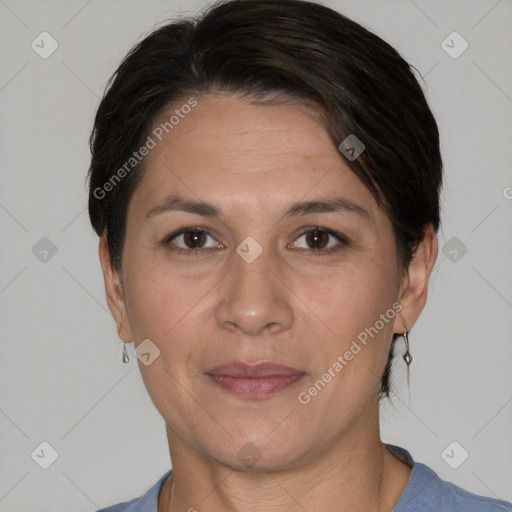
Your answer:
[393,224,438,334]
[99,234,133,342]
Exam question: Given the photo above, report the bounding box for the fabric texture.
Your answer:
[96,445,512,511]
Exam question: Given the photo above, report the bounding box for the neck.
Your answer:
[158,409,411,512]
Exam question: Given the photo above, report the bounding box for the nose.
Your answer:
[215,241,294,337]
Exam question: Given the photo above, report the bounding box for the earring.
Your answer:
[402,328,412,366]
[122,343,129,363]
[402,324,412,389]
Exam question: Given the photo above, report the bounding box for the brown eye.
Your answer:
[183,230,208,248]
[305,230,329,250]
[292,227,347,255]
[167,228,220,251]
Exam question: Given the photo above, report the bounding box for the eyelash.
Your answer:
[163,226,348,257]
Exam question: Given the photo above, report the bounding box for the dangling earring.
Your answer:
[402,323,412,389]
[402,326,412,366]
[122,343,129,363]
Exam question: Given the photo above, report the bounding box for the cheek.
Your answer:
[122,257,221,390]
[299,260,398,390]
[302,259,396,335]
[122,250,205,340]
[121,264,209,422]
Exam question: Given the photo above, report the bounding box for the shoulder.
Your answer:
[96,469,172,512]
[395,460,512,511]
[386,445,511,512]
[96,499,141,512]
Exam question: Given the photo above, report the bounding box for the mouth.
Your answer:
[205,362,306,398]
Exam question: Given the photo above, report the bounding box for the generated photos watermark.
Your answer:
[298,302,403,405]
[93,97,198,200]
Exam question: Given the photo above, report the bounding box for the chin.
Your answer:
[198,426,309,472]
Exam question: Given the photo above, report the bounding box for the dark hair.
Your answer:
[87,0,442,397]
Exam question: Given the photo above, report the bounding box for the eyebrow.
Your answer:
[146,193,372,223]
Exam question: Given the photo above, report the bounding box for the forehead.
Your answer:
[153,95,333,162]
[128,95,379,221]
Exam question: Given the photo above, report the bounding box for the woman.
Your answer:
[88,0,511,510]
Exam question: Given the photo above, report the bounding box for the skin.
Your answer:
[99,95,437,512]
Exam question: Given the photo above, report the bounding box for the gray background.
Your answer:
[0,0,511,510]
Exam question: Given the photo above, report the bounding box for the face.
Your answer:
[101,95,428,471]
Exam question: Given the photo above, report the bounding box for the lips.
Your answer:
[206,362,304,378]
[205,362,305,398]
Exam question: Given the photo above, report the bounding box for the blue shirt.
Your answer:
[97,445,512,511]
